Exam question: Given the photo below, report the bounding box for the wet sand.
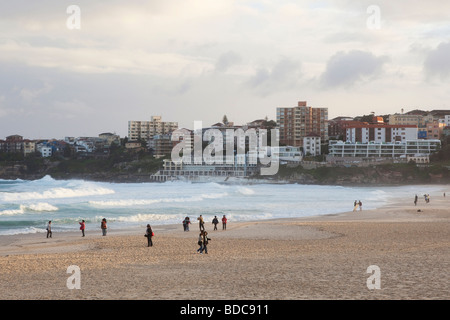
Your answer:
[0,196,449,300]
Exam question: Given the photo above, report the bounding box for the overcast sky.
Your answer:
[1,0,449,139]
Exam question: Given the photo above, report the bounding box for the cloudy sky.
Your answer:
[1,0,449,139]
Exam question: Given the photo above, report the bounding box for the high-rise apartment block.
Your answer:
[276,101,328,147]
[128,116,178,141]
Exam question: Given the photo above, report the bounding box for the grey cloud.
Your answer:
[320,50,388,88]
[215,51,242,73]
[246,58,302,96]
[424,41,450,80]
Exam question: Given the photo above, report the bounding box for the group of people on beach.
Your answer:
[194,215,226,254]
[46,218,107,239]
[45,214,228,253]
[353,200,363,212]
[414,193,432,205]
[191,214,227,232]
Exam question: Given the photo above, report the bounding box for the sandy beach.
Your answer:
[0,194,449,300]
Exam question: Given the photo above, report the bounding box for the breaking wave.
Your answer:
[0,202,59,216]
[88,192,228,207]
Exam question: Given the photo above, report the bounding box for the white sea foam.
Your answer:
[0,227,46,236]
[88,192,228,207]
[0,208,24,216]
[0,203,59,216]
[24,203,59,212]
[1,186,115,201]
[236,187,255,195]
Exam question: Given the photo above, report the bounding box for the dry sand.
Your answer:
[0,195,449,300]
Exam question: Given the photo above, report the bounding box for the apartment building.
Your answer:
[328,117,360,139]
[128,116,178,141]
[0,135,36,156]
[388,114,432,127]
[303,134,321,156]
[276,101,328,147]
[389,110,450,140]
[346,124,418,144]
[148,134,174,158]
[328,139,441,158]
[425,120,446,140]
[443,115,450,126]
[23,140,36,156]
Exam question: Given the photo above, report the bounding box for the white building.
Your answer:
[303,135,321,156]
[39,146,52,158]
[266,146,302,164]
[328,140,441,158]
[442,115,450,126]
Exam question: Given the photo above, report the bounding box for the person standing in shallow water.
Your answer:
[145,224,153,247]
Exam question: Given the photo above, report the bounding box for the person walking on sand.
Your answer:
[197,231,204,253]
[145,224,153,247]
[414,194,418,206]
[46,221,52,238]
[222,215,227,230]
[358,200,362,211]
[79,220,86,237]
[199,230,211,254]
[212,216,219,231]
[101,218,107,236]
[183,216,191,232]
[197,215,205,231]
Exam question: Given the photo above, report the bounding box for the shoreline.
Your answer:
[1,182,448,239]
[0,196,449,300]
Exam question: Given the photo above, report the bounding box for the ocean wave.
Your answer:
[0,208,24,216]
[0,186,115,201]
[88,192,228,207]
[236,187,255,195]
[25,203,59,212]
[0,227,46,236]
[0,203,59,216]
[114,213,184,223]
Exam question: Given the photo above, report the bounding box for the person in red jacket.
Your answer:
[79,220,85,237]
[222,215,227,230]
